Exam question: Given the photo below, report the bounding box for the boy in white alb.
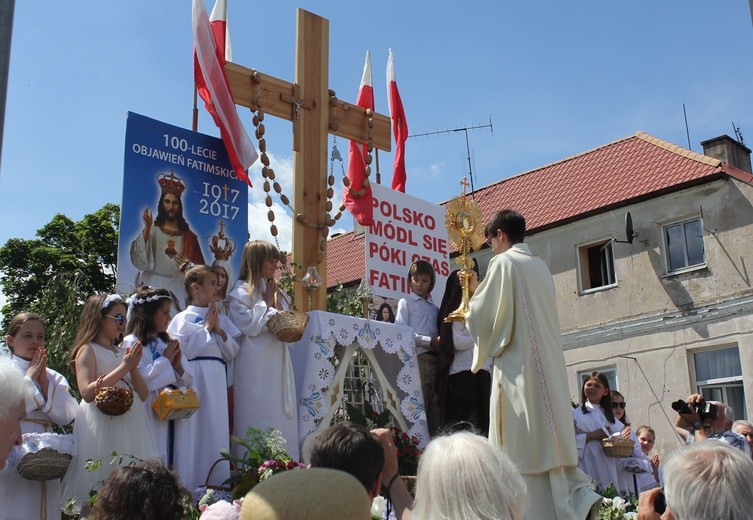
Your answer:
[395,260,440,436]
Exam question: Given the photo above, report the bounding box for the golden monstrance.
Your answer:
[443,177,485,322]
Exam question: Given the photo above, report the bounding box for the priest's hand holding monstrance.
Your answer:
[444,178,485,322]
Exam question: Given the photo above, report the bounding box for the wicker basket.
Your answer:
[601,436,635,458]
[193,458,234,505]
[17,448,72,481]
[152,388,200,420]
[95,377,134,416]
[267,310,309,343]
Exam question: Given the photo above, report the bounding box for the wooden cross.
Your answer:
[224,9,391,311]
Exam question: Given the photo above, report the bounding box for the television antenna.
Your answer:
[409,118,493,194]
[733,121,745,146]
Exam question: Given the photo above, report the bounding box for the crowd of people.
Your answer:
[2,209,753,520]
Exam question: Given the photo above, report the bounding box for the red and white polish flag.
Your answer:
[387,48,408,193]
[343,51,375,226]
[209,0,230,62]
[192,0,257,186]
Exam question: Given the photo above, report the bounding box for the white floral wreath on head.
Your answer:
[126,294,171,306]
[101,294,124,310]
[125,291,173,322]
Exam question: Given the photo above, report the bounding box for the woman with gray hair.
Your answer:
[0,357,29,470]
[411,431,529,520]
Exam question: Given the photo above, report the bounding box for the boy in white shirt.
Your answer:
[395,260,440,435]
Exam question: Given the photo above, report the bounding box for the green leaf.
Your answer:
[326,283,362,317]
[375,410,392,428]
[345,402,368,426]
[218,451,245,465]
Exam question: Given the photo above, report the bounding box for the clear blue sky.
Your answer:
[1,1,752,254]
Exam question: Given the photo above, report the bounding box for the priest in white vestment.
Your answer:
[467,209,601,520]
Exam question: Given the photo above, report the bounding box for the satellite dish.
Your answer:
[625,212,634,244]
[613,211,637,244]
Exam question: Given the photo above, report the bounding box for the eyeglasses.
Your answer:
[611,402,627,409]
[485,229,502,245]
[105,314,127,326]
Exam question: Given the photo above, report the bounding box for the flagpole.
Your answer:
[192,82,199,132]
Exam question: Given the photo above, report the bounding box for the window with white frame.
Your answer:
[578,367,618,400]
[693,346,747,421]
[577,240,616,293]
[664,217,705,273]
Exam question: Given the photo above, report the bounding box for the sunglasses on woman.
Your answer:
[611,402,627,409]
[105,314,127,326]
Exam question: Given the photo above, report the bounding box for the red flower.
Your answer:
[390,426,422,476]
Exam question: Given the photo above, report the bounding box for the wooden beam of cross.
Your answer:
[224,9,391,311]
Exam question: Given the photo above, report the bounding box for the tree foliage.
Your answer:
[0,203,120,392]
[326,283,363,317]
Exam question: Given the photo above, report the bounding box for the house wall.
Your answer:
[541,179,753,330]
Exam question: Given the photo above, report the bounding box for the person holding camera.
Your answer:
[672,393,750,456]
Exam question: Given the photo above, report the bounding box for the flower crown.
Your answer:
[101,294,123,310]
[126,294,171,306]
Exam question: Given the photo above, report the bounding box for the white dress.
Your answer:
[573,402,625,493]
[0,357,78,520]
[61,343,158,513]
[615,428,654,495]
[227,280,300,461]
[167,306,240,491]
[122,334,194,466]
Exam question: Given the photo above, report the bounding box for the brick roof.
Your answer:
[326,131,753,287]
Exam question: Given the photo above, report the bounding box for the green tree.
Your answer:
[0,203,120,393]
[326,283,362,317]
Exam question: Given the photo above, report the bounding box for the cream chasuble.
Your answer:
[468,243,601,520]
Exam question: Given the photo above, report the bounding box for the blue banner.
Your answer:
[117,112,248,308]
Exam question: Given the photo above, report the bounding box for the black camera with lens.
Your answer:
[671,398,718,422]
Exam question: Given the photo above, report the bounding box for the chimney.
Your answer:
[701,135,752,174]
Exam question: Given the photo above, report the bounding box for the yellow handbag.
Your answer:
[151,388,200,420]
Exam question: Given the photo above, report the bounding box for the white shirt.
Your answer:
[450,322,492,375]
[395,292,438,355]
